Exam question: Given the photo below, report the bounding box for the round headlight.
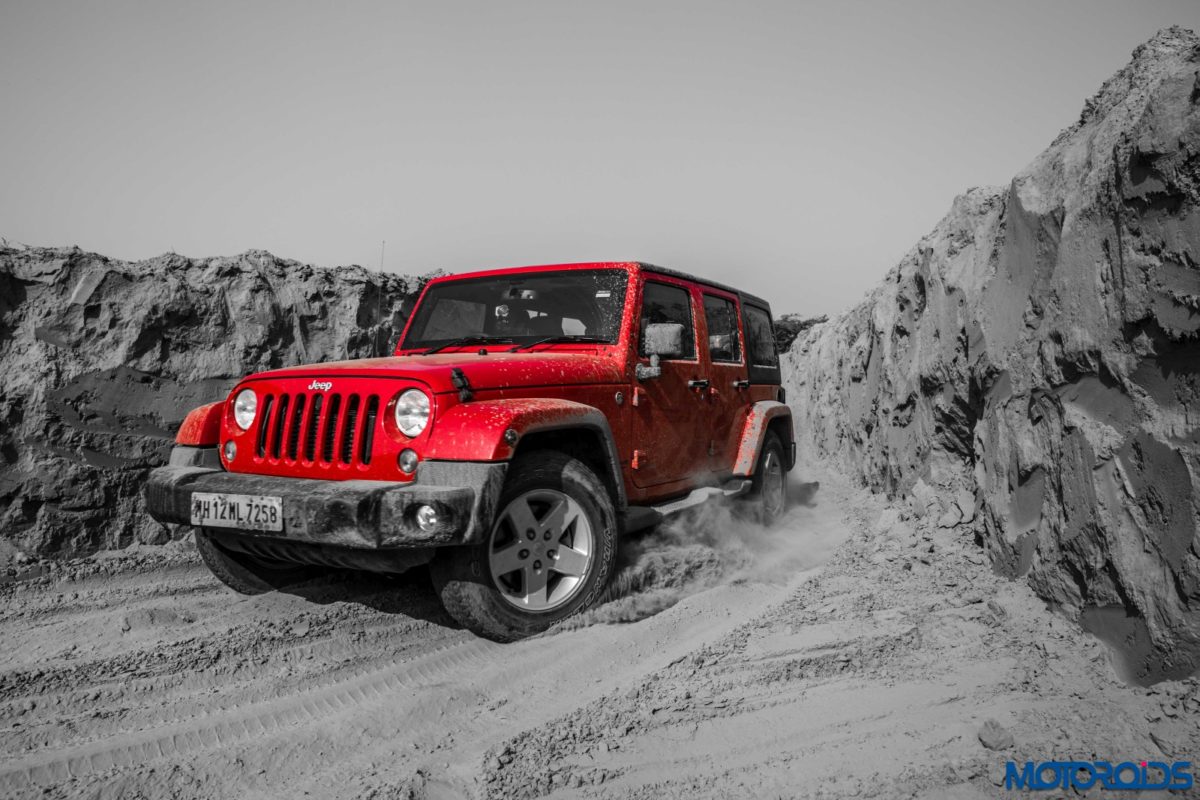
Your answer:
[394,389,431,437]
[233,388,257,430]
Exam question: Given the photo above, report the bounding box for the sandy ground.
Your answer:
[1,461,1197,799]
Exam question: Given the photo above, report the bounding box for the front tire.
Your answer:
[195,528,317,594]
[431,451,618,641]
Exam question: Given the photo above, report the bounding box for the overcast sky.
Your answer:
[3,1,1199,317]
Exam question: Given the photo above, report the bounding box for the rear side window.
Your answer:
[640,281,695,359]
[742,303,781,384]
[703,295,741,363]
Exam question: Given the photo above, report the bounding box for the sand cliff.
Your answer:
[785,27,1200,683]
[0,246,422,559]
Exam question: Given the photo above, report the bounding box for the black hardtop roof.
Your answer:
[638,262,773,315]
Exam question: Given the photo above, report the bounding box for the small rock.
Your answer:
[978,718,1014,750]
[936,508,963,529]
[872,508,902,535]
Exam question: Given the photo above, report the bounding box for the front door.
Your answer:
[630,277,710,489]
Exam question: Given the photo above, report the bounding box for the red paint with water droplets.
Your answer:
[183,262,792,505]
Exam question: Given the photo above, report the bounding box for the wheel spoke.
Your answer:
[523,563,550,606]
[504,496,540,538]
[539,495,571,537]
[491,540,525,576]
[552,544,588,577]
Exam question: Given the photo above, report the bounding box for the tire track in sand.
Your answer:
[0,636,500,793]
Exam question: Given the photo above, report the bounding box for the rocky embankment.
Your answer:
[0,245,423,561]
[785,27,1200,684]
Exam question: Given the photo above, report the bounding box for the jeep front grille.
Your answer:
[254,391,380,466]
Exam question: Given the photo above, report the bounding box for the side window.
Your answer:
[640,281,695,359]
[743,304,778,367]
[703,295,741,363]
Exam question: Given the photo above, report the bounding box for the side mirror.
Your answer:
[637,322,684,380]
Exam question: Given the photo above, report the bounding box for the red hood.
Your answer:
[244,350,626,394]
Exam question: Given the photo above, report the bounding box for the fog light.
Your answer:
[398,448,418,474]
[223,440,236,461]
[415,504,439,532]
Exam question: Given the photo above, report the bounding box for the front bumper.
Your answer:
[145,450,507,549]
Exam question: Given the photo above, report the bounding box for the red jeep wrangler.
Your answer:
[146,262,794,640]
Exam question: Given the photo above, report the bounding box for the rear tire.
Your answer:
[742,432,787,527]
[195,529,318,594]
[431,451,618,642]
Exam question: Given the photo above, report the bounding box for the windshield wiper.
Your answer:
[422,336,514,355]
[508,335,610,352]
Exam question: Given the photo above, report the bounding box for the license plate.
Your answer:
[190,492,283,532]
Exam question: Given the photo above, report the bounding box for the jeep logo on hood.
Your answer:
[308,380,333,392]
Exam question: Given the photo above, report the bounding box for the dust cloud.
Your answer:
[551,475,835,632]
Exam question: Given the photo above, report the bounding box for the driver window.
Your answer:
[640,281,695,359]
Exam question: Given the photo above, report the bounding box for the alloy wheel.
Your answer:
[488,489,594,612]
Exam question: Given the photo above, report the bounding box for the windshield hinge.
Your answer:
[450,368,474,402]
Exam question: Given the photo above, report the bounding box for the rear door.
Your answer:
[700,291,751,474]
[630,276,710,489]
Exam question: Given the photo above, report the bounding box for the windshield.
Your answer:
[401,269,629,349]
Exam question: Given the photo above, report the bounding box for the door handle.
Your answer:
[688,379,710,390]
[732,379,751,389]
